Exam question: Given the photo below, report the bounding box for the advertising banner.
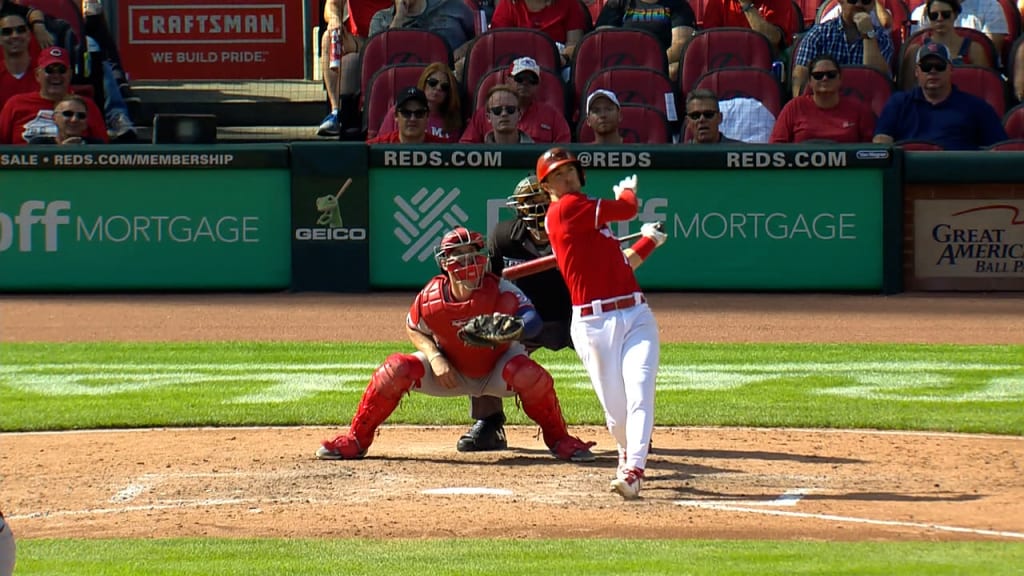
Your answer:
[914,199,1024,278]
[117,0,305,80]
[0,148,291,290]
[368,146,887,290]
[289,143,370,292]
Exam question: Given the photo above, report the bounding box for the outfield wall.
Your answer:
[1,143,1021,293]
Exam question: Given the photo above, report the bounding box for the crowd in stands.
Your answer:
[319,0,1024,150]
[0,0,138,146]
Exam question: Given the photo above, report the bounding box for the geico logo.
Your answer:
[0,200,71,252]
[294,227,367,241]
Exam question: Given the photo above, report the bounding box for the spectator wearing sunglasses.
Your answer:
[700,0,797,52]
[910,0,1007,58]
[874,41,1006,149]
[30,94,101,145]
[367,86,447,143]
[0,0,54,49]
[793,0,893,98]
[682,89,742,144]
[771,54,875,143]
[898,0,991,90]
[0,14,37,110]
[461,57,571,143]
[0,47,106,144]
[482,85,533,143]
[377,62,463,141]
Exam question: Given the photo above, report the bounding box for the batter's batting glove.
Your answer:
[641,221,668,247]
[613,174,637,200]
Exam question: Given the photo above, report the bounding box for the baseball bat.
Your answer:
[501,230,645,281]
[334,177,353,200]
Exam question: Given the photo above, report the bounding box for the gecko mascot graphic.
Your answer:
[315,178,352,228]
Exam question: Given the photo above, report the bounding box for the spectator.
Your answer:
[460,57,571,143]
[377,62,463,141]
[594,0,697,81]
[317,0,347,137]
[31,94,101,144]
[0,0,53,48]
[910,0,1007,58]
[0,47,106,144]
[367,86,448,143]
[583,88,624,144]
[699,0,797,53]
[482,85,534,143]
[793,0,893,98]
[820,0,893,29]
[1014,38,1024,102]
[873,41,1007,149]
[74,0,138,140]
[0,14,36,110]
[683,89,743,143]
[898,0,991,90]
[489,0,587,68]
[771,54,876,143]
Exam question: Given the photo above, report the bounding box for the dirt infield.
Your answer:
[2,292,1023,541]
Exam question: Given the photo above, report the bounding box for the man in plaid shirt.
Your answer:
[791,0,893,98]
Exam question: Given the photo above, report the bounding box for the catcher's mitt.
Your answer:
[458,313,525,348]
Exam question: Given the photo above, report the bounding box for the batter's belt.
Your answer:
[577,293,646,316]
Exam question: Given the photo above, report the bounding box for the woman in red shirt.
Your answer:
[490,0,587,67]
[770,54,876,143]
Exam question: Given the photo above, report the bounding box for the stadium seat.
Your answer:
[474,65,565,114]
[951,64,1009,116]
[692,67,783,117]
[571,28,668,114]
[363,63,430,138]
[585,0,608,24]
[577,103,672,143]
[679,28,775,96]
[1004,102,1024,137]
[996,0,1021,64]
[896,139,945,150]
[986,138,1024,150]
[581,65,678,122]
[464,0,491,36]
[688,0,709,27]
[790,0,806,35]
[796,0,819,29]
[359,29,451,108]
[462,28,561,102]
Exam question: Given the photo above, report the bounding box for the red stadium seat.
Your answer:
[474,65,565,114]
[679,28,775,96]
[571,28,668,113]
[363,64,430,138]
[577,103,672,143]
[688,0,709,27]
[359,30,451,108]
[1004,102,1024,138]
[986,138,1024,150]
[581,66,678,122]
[951,64,1009,116]
[796,0,819,28]
[692,67,783,117]
[897,139,945,150]
[462,28,561,103]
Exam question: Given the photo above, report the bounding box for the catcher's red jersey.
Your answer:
[408,273,530,378]
[545,191,641,305]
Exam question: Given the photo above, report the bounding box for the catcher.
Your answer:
[316,226,597,462]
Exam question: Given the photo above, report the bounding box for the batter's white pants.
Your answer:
[0,515,15,576]
[570,300,659,474]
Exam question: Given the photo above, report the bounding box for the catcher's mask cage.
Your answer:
[506,175,549,234]
[536,147,585,185]
[435,227,489,290]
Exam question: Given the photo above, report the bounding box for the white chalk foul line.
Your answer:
[6,498,254,521]
[674,501,1024,540]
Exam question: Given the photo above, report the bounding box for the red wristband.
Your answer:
[631,236,656,260]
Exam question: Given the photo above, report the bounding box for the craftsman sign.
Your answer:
[117,0,304,80]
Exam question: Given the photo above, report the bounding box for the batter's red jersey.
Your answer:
[545,190,642,305]
[407,273,533,378]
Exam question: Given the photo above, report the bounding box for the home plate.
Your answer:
[421,487,514,496]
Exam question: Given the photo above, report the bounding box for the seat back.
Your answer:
[364,63,431,138]
[581,66,678,122]
[951,64,1008,116]
[679,28,775,96]
[571,28,668,112]
[1004,102,1024,138]
[692,67,783,117]
[577,103,672,143]
[790,0,806,34]
[986,138,1024,150]
[796,0,819,28]
[462,28,561,100]
[359,29,452,106]
[995,0,1021,63]
[464,0,494,35]
[897,139,945,150]
[474,66,565,114]
[838,65,894,117]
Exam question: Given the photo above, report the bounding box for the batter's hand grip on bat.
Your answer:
[502,254,558,280]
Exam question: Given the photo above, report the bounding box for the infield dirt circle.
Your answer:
[2,293,1023,541]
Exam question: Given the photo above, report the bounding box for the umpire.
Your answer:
[458,174,574,452]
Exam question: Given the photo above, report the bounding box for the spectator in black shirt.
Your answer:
[594,0,696,80]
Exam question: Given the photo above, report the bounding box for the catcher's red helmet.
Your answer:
[434,227,488,289]
[535,147,585,185]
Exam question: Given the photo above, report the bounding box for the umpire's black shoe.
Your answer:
[457,411,508,452]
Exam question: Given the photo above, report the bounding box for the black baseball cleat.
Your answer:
[457,411,508,452]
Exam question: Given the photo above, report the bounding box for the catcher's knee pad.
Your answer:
[371,353,425,401]
[502,354,553,401]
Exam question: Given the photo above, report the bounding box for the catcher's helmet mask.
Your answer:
[435,227,489,290]
[536,147,585,185]
[507,175,549,234]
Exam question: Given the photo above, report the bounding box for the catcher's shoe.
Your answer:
[552,436,597,462]
[315,435,366,460]
[456,412,508,452]
[611,467,644,500]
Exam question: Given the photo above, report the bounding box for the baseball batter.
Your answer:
[537,148,667,500]
[459,175,575,453]
[316,226,597,462]
[0,510,14,576]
